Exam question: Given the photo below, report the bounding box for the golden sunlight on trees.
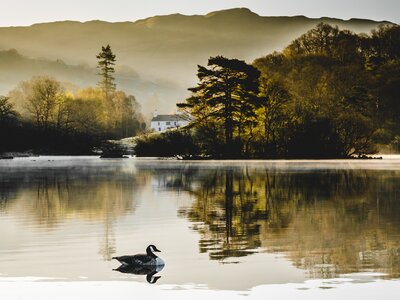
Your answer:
[20,76,65,130]
[5,73,145,153]
[257,78,291,156]
[0,46,146,156]
[178,56,260,157]
[136,23,400,158]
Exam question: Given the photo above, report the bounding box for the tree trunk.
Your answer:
[224,90,233,157]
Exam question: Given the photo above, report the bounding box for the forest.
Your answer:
[136,23,400,158]
[1,23,400,158]
[0,45,146,154]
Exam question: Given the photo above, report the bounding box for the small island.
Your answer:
[136,24,400,159]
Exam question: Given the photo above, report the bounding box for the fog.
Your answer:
[0,9,389,115]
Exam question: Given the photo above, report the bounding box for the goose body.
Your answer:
[113,245,165,267]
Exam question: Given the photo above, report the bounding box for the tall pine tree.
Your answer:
[96,44,116,101]
[178,56,260,157]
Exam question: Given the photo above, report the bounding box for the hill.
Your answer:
[0,49,179,116]
[0,8,392,113]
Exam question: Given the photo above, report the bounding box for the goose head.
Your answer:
[146,245,161,257]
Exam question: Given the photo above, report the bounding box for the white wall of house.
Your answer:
[150,111,190,132]
[150,119,189,132]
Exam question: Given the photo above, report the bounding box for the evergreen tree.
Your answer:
[96,44,116,100]
[179,56,260,157]
[0,96,18,124]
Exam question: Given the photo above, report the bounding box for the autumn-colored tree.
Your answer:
[17,76,64,130]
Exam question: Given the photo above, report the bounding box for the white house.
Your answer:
[150,111,191,132]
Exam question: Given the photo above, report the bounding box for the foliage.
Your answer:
[3,23,399,157]
[19,76,64,130]
[253,23,400,157]
[178,56,260,157]
[135,129,199,157]
[0,96,18,123]
[168,23,400,158]
[0,45,144,155]
[4,76,145,154]
[0,96,19,153]
[254,78,291,157]
[96,44,116,100]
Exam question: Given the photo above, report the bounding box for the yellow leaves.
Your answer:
[75,87,103,101]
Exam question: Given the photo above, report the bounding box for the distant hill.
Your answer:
[0,49,179,116]
[0,8,393,113]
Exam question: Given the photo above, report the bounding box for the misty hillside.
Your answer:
[0,8,392,113]
[0,49,180,115]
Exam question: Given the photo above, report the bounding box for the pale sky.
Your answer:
[0,0,399,26]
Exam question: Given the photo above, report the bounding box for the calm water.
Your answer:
[0,156,400,292]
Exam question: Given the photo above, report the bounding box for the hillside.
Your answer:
[0,49,179,115]
[0,8,392,113]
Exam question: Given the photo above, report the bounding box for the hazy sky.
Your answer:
[1,0,399,26]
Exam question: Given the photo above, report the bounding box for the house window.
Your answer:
[158,122,160,125]
[174,122,177,125]
[159,128,161,131]
[166,121,170,125]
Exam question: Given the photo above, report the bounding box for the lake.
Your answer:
[0,156,399,299]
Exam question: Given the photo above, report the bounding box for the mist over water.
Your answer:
[0,157,399,291]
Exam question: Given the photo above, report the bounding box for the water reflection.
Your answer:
[148,166,400,278]
[1,159,400,286]
[175,169,265,261]
[0,164,145,260]
[113,264,164,284]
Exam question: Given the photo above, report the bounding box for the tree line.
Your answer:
[136,23,400,158]
[0,45,146,154]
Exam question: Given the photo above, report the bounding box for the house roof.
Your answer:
[151,114,191,122]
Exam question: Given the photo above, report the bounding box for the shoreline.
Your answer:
[0,153,393,161]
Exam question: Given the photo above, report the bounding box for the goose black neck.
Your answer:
[146,246,158,258]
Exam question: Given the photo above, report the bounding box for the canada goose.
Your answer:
[112,245,165,267]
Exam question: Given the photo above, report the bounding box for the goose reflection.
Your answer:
[113,264,164,284]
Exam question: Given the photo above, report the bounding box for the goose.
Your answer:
[112,245,165,267]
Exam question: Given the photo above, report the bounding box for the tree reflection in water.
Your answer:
[180,168,267,261]
[0,167,145,261]
[1,163,400,279]
[161,166,400,278]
